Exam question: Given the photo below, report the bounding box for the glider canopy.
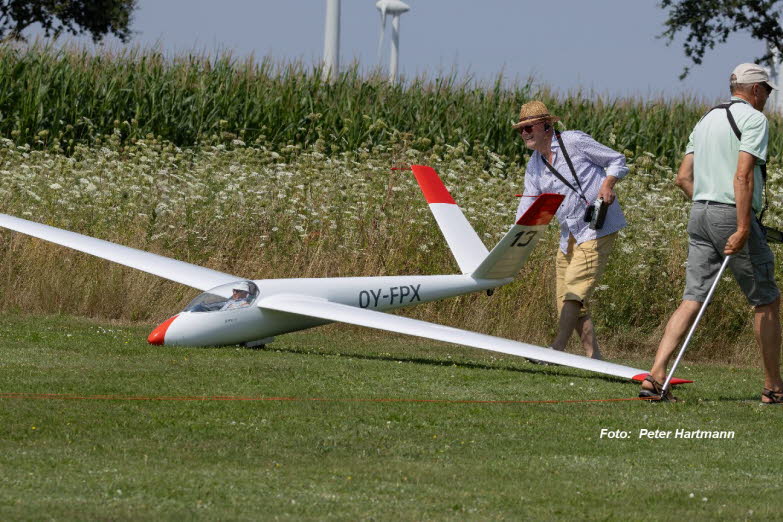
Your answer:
[183,281,260,313]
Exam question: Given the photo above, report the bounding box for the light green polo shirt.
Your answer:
[686,96,768,214]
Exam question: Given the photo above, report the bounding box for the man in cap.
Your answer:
[640,63,783,403]
[220,282,254,311]
[514,100,629,360]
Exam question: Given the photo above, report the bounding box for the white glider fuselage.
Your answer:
[160,273,511,347]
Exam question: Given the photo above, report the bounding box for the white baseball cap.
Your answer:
[232,282,251,293]
[731,63,777,90]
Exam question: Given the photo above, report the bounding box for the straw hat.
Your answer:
[512,100,560,129]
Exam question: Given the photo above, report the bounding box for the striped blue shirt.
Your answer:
[515,130,629,253]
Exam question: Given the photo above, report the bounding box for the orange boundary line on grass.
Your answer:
[0,393,659,404]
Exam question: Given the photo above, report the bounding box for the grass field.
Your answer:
[1,313,780,520]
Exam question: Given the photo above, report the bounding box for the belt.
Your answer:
[694,200,736,208]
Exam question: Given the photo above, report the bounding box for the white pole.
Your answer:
[390,13,401,84]
[322,0,341,83]
[660,255,732,398]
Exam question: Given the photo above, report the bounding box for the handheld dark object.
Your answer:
[585,198,608,230]
[765,226,783,244]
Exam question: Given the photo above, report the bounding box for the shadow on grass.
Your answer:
[266,344,634,385]
[715,394,765,403]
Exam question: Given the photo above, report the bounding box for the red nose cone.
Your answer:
[148,315,178,345]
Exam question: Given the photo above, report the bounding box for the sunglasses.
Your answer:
[518,122,547,134]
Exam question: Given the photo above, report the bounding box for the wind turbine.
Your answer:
[376,0,410,84]
[766,42,782,114]
[322,0,341,83]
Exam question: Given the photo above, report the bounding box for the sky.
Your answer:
[28,1,770,103]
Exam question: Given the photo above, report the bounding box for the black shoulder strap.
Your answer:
[759,163,769,222]
[540,131,589,205]
[702,100,742,139]
[720,102,742,140]
[554,131,584,194]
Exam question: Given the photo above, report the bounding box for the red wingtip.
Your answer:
[410,165,456,204]
[148,315,178,345]
[515,193,565,226]
[632,373,693,385]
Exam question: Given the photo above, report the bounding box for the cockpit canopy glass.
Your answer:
[183,281,260,313]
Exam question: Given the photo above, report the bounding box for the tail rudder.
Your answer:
[410,165,488,273]
[470,193,564,280]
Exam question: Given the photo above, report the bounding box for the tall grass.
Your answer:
[0,41,768,167]
[0,131,779,362]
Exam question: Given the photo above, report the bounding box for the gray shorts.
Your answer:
[684,201,779,306]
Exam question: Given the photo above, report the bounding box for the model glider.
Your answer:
[0,165,687,384]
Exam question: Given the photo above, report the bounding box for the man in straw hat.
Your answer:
[514,100,629,361]
[640,63,783,403]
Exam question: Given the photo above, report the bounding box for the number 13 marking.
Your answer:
[510,231,536,247]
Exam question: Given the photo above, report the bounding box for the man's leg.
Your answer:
[554,233,616,357]
[642,299,701,391]
[732,216,783,400]
[551,299,581,352]
[552,237,574,352]
[754,296,783,397]
[643,203,716,393]
[575,314,601,360]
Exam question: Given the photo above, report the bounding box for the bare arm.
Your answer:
[724,151,756,255]
[674,153,694,199]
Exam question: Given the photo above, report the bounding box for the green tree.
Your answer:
[0,0,137,42]
[660,0,783,78]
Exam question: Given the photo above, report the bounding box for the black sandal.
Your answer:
[761,388,783,405]
[638,375,678,402]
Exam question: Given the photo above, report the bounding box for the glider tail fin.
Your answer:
[410,165,489,274]
[470,193,564,280]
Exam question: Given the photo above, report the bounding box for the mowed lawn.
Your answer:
[0,313,780,520]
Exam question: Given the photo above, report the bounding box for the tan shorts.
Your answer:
[555,232,617,318]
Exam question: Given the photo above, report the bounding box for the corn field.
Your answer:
[0,41,767,166]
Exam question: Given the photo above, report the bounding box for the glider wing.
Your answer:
[257,293,682,383]
[0,213,244,291]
